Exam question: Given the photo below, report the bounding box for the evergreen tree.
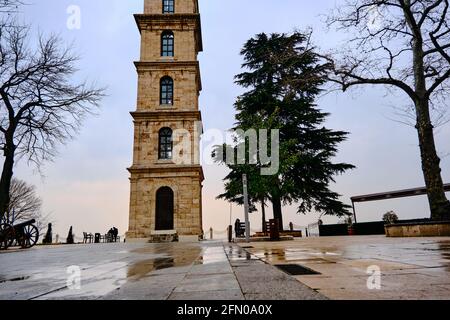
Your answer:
[66,226,74,245]
[215,32,354,230]
[43,223,52,244]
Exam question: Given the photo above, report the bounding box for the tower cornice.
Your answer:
[128,165,205,182]
[134,60,199,69]
[130,110,202,122]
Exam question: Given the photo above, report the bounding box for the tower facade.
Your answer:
[127,0,204,242]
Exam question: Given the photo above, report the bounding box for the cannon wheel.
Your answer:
[20,224,39,249]
[0,223,14,250]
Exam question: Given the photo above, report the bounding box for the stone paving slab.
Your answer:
[1,240,326,300]
[239,235,450,300]
[0,242,203,300]
[8,236,447,300]
[169,289,244,300]
[225,245,327,300]
[174,273,241,293]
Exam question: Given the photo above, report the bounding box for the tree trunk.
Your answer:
[0,150,14,220]
[272,196,284,231]
[415,99,450,220]
[407,15,450,221]
[261,199,266,233]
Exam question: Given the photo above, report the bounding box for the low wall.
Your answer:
[385,221,450,237]
[353,222,386,235]
[318,222,386,237]
[319,224,349,237]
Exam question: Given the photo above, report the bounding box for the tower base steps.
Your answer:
[148,233,178,243]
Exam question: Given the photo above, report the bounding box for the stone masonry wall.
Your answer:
[128,0,203,240]
[128,174,202,238]
[136,68,199,111]
[144,0,198,14]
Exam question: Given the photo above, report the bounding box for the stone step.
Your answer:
[148,234,178,243]
[254,231,303,238]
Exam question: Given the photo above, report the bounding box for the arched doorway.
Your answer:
[155,187,174,230]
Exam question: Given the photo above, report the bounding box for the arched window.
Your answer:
[159,127,173,160]
[160,76,174,105]
[161,31,174,57]
[162,0,174,14]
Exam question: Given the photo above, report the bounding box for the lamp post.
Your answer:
[243,174,250,243]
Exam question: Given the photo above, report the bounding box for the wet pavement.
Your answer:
[0,241,323,300]
[4,236,445,300]
[240,235,450,300]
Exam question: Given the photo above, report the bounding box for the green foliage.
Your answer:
[383,211,399,225]
[214,31,355,218]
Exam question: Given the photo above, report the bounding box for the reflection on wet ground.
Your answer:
[240,236,450,300]
[127,258,175,279]
[0,241,245,300]
[224,245,257,262]
[127,244,202,280]
[2,236,449,300]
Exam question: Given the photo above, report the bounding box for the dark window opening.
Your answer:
[162,0,174,14]
[160,76,174,105]
[161,31,174,57]
[156,187,174,230]
[159,127,173,160]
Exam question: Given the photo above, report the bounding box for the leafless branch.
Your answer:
[325,0,450,126]
[0,19,105,217]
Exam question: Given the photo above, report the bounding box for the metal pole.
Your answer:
[242,174,250,243]
[352,201,357,224]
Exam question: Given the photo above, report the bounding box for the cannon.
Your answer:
[0,219,39,250]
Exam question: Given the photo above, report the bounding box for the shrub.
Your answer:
[383,211,399,224]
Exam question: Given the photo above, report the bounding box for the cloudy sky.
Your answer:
[10,0,450,239]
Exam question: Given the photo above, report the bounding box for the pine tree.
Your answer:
[43,223,52,244]
[66,226,74,245]
[215,32,354,230]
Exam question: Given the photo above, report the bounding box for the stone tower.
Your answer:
[127,0,204,242]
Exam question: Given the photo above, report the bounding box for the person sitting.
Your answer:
[107,228,113,242]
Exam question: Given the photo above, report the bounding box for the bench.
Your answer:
[104,233,121,243]
[83,232,93,244]
[264,221,271,235]
[235,222,249,238]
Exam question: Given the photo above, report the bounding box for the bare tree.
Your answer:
[5,178,50,232]
[326,0,450,220]
[0,0,24,14]
[7,178,41,221]
[0,22,104,219]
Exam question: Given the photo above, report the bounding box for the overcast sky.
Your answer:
[10,0,450,239]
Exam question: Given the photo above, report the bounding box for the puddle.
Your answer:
[38,266,128,299]
[127,258,176,279]
[251,248,342,263]
[225,246,259,262]
[127,245,201,279]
